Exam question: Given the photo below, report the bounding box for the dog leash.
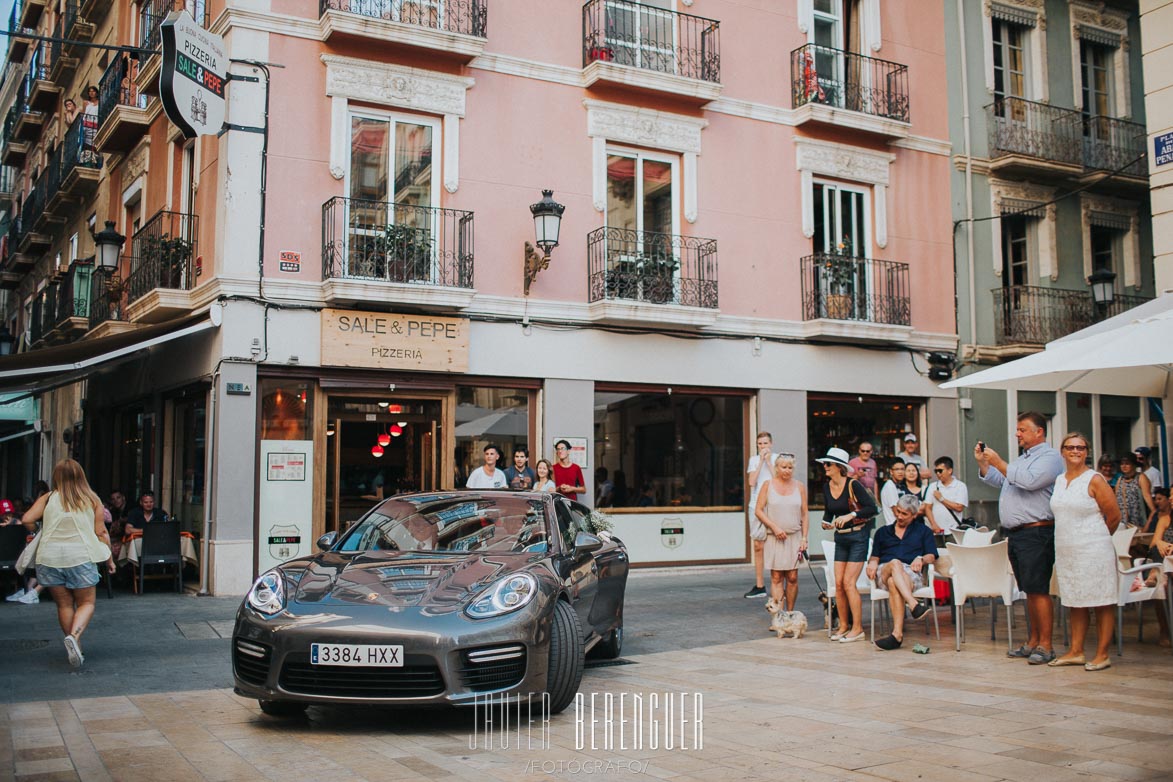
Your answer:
[803,551,826,594]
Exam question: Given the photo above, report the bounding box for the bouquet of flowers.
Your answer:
[587,509,614,540]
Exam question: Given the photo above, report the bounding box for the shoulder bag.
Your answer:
[14,532,39,574]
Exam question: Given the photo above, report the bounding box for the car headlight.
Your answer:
[246,570,285,615]
[466,573,538,619]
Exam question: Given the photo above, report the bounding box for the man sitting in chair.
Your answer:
[867,494,938,650]
[123,491,170,536]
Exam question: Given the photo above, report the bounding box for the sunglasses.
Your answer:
[933,468,946,473]
[1062,445,1088,452]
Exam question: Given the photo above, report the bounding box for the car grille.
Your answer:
[459,644,527,692]
[278,653,445,698]
[233,639,272,687]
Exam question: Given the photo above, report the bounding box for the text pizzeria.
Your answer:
[371,347,424,359]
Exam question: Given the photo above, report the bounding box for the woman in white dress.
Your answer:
[1049,432,1122,671]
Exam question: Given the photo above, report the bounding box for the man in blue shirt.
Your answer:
[867,494,938,650]
[976,411,1065,665]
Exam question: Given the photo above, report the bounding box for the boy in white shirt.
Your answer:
[743,432,777,598]
[466,445,508,489]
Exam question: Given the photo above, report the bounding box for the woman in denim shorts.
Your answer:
[22,459,114,669]
[818,447,878,644]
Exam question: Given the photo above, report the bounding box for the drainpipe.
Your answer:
[956,0,978,473]
[199,365,219,596]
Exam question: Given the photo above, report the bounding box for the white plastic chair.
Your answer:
[869,562,940,642]
[821,538,872,637]
[961,528,996,547]
[1112,526,1166,655]
[947,541,1016,652]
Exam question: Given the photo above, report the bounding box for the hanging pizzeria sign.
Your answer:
[159,10,227,138]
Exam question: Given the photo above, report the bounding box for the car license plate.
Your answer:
[310,643,403,667]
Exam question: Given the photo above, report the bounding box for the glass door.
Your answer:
[606,0,676,75]
[325,395,444,535]
[811,0,844,107]
[813,182,869,320]
[170,396,207,537]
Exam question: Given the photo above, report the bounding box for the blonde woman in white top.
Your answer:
[532,460,556,492]
[21,459,114,668]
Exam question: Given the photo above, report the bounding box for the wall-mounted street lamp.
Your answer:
[93,220,125,271]
[1088,266,1117,311]
[524,190,565,296]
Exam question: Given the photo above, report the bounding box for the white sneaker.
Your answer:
[63,635,83,668]
[6,589,26,602]
[17,590,39,604]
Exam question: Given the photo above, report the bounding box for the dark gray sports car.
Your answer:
[232,491,628,717]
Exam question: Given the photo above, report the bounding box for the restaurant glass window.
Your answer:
[260,380,311,441]
[171,395,206,537]
[594,390,744,509]
[807,395,922,508]
[454,387,530,487]
[117,405,154,501]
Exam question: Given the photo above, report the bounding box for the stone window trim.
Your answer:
[794,137,894,249]
[981,0,1048,102]
[989,180,1057,281]
[584,99,707,224]
[322,55,475,194]
[1079,195,1140,288]
[1068,1,1131,118]
[796,0,883,53]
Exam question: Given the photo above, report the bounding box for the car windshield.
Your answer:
[337,494,550,554]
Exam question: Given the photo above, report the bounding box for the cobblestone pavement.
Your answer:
[3,567,1171,780]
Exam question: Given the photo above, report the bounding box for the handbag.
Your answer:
[837,480,873,533]
[15,532,39,575]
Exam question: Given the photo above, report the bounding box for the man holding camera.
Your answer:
[976,412,1064,665]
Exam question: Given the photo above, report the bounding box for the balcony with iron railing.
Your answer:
[318,0,487,58]
[87,266,131,335]
[30,280,56,346]
[6,1,32,64]
[987,97,1085,178]
[123,210,199,322]
[62,0,94,52]
[0,216,23,288]
[49,13,79,86]
[322,196,475,309]
[1081,115,1147,181]
[582,0,720,101]
[19,0,45,30]
[47,259,92,341]
[27,41,60,113]
[990,285,1153,351]
[790,43,910,135]
[1,104,30,166]
[94,55,151,153]
[586,226,718,326]
[45,113,102,214]
[800,253,911,340]
[9,72,46,144]
[80,0,111,25]
[137,0,212,94]
[17,176,52,254]
[0,164,16,206]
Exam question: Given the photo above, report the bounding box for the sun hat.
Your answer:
[816,447,851,468]
[903,433,918,442]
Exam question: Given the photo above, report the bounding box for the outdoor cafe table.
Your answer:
[115,533,199,568]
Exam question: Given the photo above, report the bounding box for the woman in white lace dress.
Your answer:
[1049,433,1122,671]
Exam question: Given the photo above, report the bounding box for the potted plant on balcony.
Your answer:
[821,239,857,319]
[140,232,193,291]
[379,222,433,283]
[638,246,678,305]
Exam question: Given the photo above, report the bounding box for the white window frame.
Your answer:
[1068,1,1131,118]
[989,180,1057,282]
[798,0,881,52]
[1079,195,1140,288]
[812,178,871,258]
[812,178,877,319]
[604,0,679,75]
[981,1,1048,102]
[795,136,892,248]
[604,145,681,239]
[343,108,443,281]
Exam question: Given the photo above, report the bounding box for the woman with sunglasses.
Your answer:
[1048,433,1121,670]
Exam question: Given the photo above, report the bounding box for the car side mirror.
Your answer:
[573,530,603,554]
[316,531,338,551]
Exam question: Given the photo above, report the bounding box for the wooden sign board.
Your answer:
[321,309,469,372]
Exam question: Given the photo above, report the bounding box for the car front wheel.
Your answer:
[545,600,584,715]
[258,699,307,718]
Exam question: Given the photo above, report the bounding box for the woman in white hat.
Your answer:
[819,447,878,643]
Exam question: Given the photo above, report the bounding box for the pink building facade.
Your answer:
[0,1,958,593]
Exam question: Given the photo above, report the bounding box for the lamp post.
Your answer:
[523,190,565,296]
[93,220,126,320]
[1088,266,1116,318]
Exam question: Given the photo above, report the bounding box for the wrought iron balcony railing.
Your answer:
[790,43,909,123]
[54,260,92,325]
[45,113,102,203]
[987,97,1084,167]
[1083,115,1146,176]
[28,39,50,81]
[21,176,47,234]
[125,210,199,305]
[582,0,720,84]
[88,266,126,330]
[586,226,718,308]
[140,0,210,53]
[322,196,474,288]
[800,253,911,326]
[991,285,1152,346]
[34,281,56,343]
[319,0,487,37]
[96,54,146,129]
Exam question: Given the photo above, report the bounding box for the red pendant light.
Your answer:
[390,424,403,437]
[378,433,391,447]
[371,444,384,457]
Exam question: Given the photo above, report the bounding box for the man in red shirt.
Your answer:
[552,440,587,501]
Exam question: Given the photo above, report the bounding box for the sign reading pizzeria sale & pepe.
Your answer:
[321,309,469,372]
[159,10,226,139]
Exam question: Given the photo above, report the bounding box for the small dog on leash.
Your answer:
[765,598,807,639]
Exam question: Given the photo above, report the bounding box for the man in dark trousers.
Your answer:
[976,411,1064,665]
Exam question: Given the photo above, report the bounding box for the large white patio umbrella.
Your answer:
[941,294,1173,396]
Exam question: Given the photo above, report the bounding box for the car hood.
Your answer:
[290,551,543,614]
